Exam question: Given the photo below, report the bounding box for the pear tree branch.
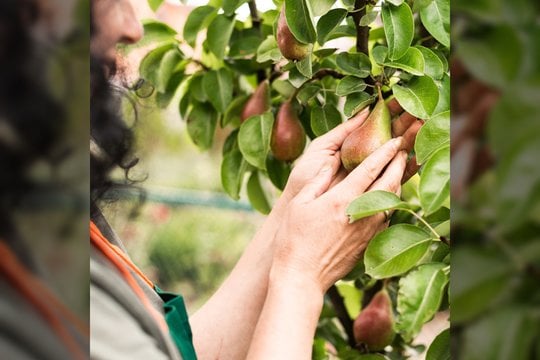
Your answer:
[327,285,356,348]
[248,0,266,83]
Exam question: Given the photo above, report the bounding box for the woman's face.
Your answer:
[91,0,143,76]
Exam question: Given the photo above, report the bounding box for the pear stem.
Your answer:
[376,85,383,101]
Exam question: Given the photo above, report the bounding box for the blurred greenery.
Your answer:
[105,94,264,312]
[452,0,540,358]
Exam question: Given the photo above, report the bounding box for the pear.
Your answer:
[341,89,392,171]
[271,101,306,162]
[353,289,395,351]
[276,6,309,61]
[241,80,271,123]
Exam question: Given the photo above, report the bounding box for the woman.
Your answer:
[90,0,421,359]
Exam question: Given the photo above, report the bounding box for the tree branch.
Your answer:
[248,0,266,83]
[351,0,374,94]
[352,0,370,56]
[327,285,356,348]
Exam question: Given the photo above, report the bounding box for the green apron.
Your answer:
[155,286,198,360]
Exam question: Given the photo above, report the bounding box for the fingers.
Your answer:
[295,155,342,203]
[401,119,423,153]
[367,151,408,194]
[392,112,418,136]
[309,107,370,152]
[387,98,403,118]
[327,137,404,201]
[402,155,420,184]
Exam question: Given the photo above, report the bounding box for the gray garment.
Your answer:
[0,278,88,360]
[90,212,182,360]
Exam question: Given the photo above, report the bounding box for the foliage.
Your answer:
[451,0,540,358]
[137,0,450,358]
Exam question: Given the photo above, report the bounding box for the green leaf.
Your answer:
[426,328,450,360]
[415,45,445,79]
[420,0,450,47]
[189,73,208,103]
[415,111,450,164]
[183,6,216,47]
[346,190,410,222]
[296,55,313,78]
[148,0,164,12]
[419,146,449,215]
[392,76,439,119]
[365,224,434,279]
[223,0,249,16]
[336,52,372,77]
[207,14,236,59]
[313,48,338,58]
[223,94,250,127]
[157,48,183,93]
[317,8,348,45]
[310,105,342,137]
[257,36,282,63]
[203,69,233,114]
[130,20,177,50]
[266,156,291,191]
[139,43,175,86]
[336,283,362,318]
[397,263,449,341]
[284,0,316,44]
[221,148,249,200]
[272,79,296,98]
[297,83,321,104]
[247,172,271,214]
[186,103,218,151]
[309,0,337,16]
[373,46,425,76]
[382,2,414,60]
[432,74,450,115]
[336,76,367,96]
[387,0,404,5]
[238,113,274,170]
[344,92,375,117]
[359,11,379,26]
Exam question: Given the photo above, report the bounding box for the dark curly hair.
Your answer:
[0,0,66,266]
[90,10,141,217]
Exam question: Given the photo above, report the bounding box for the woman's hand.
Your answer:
[271,136,408,294]
[280,100,422,210]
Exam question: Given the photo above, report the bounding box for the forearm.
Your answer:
[190,198,288,360]
[246,267,324,360]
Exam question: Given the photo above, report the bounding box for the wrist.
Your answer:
[269,263,325,302]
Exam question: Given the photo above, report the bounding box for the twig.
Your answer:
[404,209,443,241]
[327,285,356,348]
[351,0,374,94]
[248,0,266,83]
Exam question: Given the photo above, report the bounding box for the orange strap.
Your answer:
[89,221,168,332]
[0,241,88,360]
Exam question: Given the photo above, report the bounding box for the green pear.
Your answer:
[353,289,395,351]
[341,90,392,171]
[271,101,306,162]
[241,80,271,123]
[276,6,309,61]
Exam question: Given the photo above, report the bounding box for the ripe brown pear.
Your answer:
[341,90,392,171]
[276,6,309,61]
[271,101,306,162]
[353,289,395,351]
[241,80,270,122]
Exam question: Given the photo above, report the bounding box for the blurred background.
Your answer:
[102,0,268,311]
